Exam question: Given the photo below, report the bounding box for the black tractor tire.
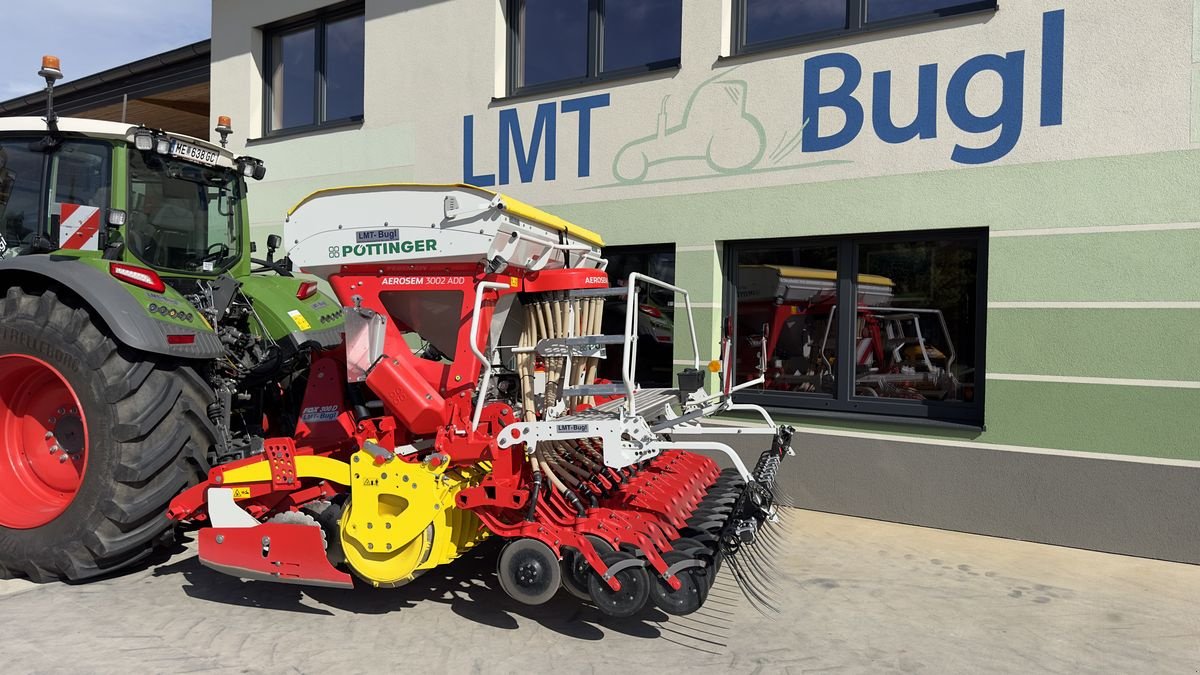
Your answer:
[0,286,215,582]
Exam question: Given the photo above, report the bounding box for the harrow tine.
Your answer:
[743,541,781,585]
[724,547,772,598]
[755,528,783,556]
[761,519,788,542]
[773,490,798,510]
[744,538,784,582]
[727,554,779,614]
[772,512,798,535]
[761,528,788,555]
[755,483,786,513]
[771,487,799,509]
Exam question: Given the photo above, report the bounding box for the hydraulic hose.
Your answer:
[525,470,543,522]
[534,448,587,517]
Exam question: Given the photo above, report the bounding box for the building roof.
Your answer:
[0,41,211,138]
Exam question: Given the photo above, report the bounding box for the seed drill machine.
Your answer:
[168,184,795,617]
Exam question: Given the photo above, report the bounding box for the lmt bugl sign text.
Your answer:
[464,9,1066,183]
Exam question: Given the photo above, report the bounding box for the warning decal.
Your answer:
[58,204,101,251]
[288,309,312,331]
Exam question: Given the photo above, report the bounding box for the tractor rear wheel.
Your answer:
[0,287,214,581]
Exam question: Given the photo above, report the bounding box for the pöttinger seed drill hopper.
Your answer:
[168,184,794,617]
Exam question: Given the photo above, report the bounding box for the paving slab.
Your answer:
[1,510,1197,674]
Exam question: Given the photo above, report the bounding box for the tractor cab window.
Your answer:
[0,139,112,256]
[126,149,242,274]
[49,141,111,252]
[0,138,45,258]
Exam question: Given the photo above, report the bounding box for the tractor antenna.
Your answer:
[38,55,63,136]
[215,115,233,148]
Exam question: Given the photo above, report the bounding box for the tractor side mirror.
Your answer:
[266,234,282,263]
[250,241,257,253]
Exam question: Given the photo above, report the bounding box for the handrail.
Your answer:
[468,281,509,431]
[620,272,701,416]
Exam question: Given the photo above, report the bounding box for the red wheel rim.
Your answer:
[0,354,89,529]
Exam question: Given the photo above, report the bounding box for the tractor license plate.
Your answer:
[170,140,219,166]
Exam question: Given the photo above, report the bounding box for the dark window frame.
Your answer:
[261,1,365,138]
[506,0,683,97]
[731,0,998,57]
[723,228,988,427]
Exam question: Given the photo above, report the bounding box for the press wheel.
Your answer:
[649,551,709,616]
[561,535,612,601]
[498,538,561,606]
[587,550,650,618]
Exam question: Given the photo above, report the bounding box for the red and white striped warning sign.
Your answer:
[58,203,101,251]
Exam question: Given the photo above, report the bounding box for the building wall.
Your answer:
[210,0,1200,563]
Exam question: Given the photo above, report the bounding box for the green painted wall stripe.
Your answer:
[981,380,1199,460]
[987,308,1199,381]
[988,228,1200,302]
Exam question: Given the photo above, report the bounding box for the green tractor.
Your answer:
[0,57,343,581]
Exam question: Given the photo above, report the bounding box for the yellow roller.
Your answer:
[338,450,488,587]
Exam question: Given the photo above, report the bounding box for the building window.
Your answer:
[265,4,364,135]
[508,0,682,94]
[734,0,997,54]
[599,244,676,388]
[727,229,986,425]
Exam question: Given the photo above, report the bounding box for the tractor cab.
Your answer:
[123,130,250,275]
[0,57,266,280]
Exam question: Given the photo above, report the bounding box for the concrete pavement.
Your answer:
[1,509,1197,674]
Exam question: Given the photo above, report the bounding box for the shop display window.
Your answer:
[728,229,986,425]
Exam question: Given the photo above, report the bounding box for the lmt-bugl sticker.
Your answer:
[356,229,399,243]
[332,240,438,258]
